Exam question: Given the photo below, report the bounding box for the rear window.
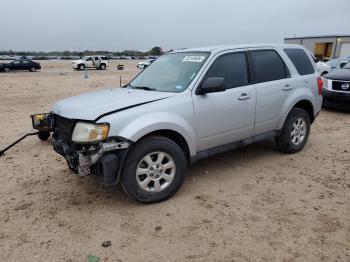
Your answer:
[284,48,315,75]
[250,50,289,83]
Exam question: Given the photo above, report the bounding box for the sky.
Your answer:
[0,0,349,52]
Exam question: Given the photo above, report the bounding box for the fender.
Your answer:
[119,112,196,156]
[277,87,316,130]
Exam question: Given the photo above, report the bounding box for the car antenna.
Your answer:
[120,76,122,87]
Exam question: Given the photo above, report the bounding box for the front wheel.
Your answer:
[100,64,106,70]
[276,108,310,154]
[29,67,36,72]
[4,67,10,72]
[121,136,186,203]
[78,64,85,70]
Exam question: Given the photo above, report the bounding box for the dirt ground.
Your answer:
[0,60,349,262]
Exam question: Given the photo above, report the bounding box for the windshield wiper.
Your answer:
[123,83,135,89]
[133,86,157,91]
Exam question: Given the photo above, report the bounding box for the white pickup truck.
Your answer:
[72,56,109,70]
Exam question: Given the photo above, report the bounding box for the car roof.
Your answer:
[172,44,305,54]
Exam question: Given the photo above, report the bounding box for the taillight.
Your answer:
[317,77,323,96]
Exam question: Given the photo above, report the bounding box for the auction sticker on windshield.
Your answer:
[183,56,205,62]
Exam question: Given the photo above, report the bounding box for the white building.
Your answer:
[284,34,350,61]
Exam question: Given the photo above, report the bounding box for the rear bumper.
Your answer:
[322,88,350,110]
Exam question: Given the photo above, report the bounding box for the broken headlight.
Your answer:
[72,122,109,143]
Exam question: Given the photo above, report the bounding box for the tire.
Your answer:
[78,64,85,70]
[4,67,10,72]
[276,108,310,154]
[37,131,50,141]
[121,136,187,203]
[100,64,106,70]
[29,67,36,72]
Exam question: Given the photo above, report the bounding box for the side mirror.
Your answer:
[340,62,346,68]
[197,77,225,95]
[314,57,320,63]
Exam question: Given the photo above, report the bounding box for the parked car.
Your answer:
[32,44,322,203]
[306,51,331,75]
[71,56,109,70]
[137,59,155,69]
[322,61,350,110]
[0,59,41,72]
[326,57,350,69]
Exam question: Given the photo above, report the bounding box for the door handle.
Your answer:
[238,93,251,100]
[283,84,293,91]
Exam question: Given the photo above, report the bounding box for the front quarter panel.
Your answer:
[97,92,197,156]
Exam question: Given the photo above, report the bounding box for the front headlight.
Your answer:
[72,122,109,143]
[321,77,328,89]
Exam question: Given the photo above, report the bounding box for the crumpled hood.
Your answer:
[52,88,175,121]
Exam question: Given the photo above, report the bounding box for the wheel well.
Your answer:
[293,100,314,123]
[139,130,191,165]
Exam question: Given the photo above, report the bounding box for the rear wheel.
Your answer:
[121,136,186,203]
[29,66,36,72]
[276,108,310,153]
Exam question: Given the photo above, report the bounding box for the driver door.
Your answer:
[85,57,93,68]
[192,51,256,152]
[94,57,101,68]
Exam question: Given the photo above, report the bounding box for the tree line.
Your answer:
[0,46,165,57]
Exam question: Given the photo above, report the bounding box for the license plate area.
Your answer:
[31,113,54,131]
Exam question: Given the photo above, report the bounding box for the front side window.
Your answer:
[251,50,289,83]
[85,57,92,61]
[129,52,209,93]
[284,48,315,75]
[204,52,249,89]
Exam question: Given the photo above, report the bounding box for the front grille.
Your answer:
[53,114,76,143]
[332,81,350,92]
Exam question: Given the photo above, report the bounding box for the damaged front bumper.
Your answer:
[32,112,131,185]
[53,138,130,184]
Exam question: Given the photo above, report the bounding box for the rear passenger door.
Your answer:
[249,49,295,135]
[284,48,317,91]
[193,51,257,152]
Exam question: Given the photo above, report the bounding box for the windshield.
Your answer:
[129,52,209,92]
[343,61,350,69]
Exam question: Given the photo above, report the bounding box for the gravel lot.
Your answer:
[0,60,349,262]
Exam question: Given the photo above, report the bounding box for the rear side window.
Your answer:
[250,50,288,83]
[284,49,315,75]
[205,52,248,89]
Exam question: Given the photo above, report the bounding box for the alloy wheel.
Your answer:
[136,151,176,192]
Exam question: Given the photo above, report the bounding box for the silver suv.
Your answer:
[32,44,323,203]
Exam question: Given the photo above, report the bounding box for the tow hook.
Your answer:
[0,131,40,156]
